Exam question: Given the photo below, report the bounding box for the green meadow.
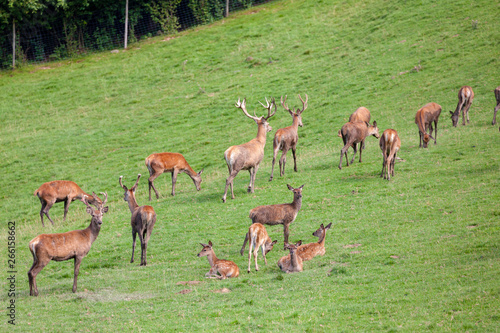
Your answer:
[1,0,499,331]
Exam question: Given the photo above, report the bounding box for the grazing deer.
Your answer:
[338,121,380,169]
[492,86,500,125]
[28,192,108,296]
[349,107,371,149]
[269,94,308,181]
[34,180,102,226]
[277,241,303,273]
[222,98,276,202]
[379,129,401,181]
[450,86,474,127]
[145,152,204,200]
[197,241,240,279]
[415,102,441,148]
[240,184,304,255]
[246,223,277,273]
[119,174,156,266]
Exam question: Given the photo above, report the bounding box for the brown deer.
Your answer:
[277,241,303,273]
[119,174,156,266]
[222,98,276,202]
[450,86,474,127]
[277,223,332,268]
[338,121,380,169]
[145,152,204,200]
[34,180,102,226]
[28,192,108,296]
[197,241,240,279]
[492,86,500,125]
[246,223,277,273]
[415,102,441,148]
[379,129,401,181]
[269,94,308,181]
[240,184,304,255]
[349,106,371,149]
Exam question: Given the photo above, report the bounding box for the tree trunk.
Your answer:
[124,0,129,49]
[12,19,15,69]
[225,0,229,17]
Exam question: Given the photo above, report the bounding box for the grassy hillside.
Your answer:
[1,0,499,331]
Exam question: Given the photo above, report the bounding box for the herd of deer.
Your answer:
[28,86,500,294]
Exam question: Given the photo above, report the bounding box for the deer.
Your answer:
[379,129,401,181]
[119,174,156,266]
[349,106,371,149]
[492,86,500,125]
[222,97,276,203]
[269,94,308,181]
[277,241,303,273]
[246,223,277,273]
[450,86,474,127]
[240,184,304,255]
[197,241,240,279]
[28,192,108,296]
[34,180,102,226]
[415,102,441,148]
[145,152,204,200]
[338,121,380,170]
[277,223,332,269]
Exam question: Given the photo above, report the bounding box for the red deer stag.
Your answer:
[450,86,474,127]
[246,223,277,273]
[349,107,371,149]
[34,180,102,226]
[28,192,108,296]
[269,94,308,181]
[240,184,304,255]
[120,174,156,266]
[145,152,203,200]
[197,241,240,279]
[492,86,500,125]
[379,129,401,181]
[277,241,303,273]
[277,223,332,268]
[222,98,276,202]
[338,121,380,169]
[415,102,441,148]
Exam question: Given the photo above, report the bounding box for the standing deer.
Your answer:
[415,102,441,148]
[349,106,371,149]
[119,174,156,266]
[246,223,277,273]
[145,152,204,200]
[379,129,401,181]
[450,86,474,127]
[240,184,304,255]
[277,223,332,268]
[269,94,308,181]
[277,241,303,273]
[197,241,240,279]
[34,180,102,226]
[338,121,380,170]
[28,192,108,296]
[492,86,500,125]
[222,98,276,202]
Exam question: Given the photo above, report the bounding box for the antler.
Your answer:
[298,94,308,114]
[236,98,260,122]
[259,97,276,120]
[132,174,141,191]
[119,176,127,190]
[100,192,108,206]
[281,95,292,113]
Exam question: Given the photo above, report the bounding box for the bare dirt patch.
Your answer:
[176,281,202,286]
[343,243,362,248]
[176,289,192,295]
[212,288,231,293]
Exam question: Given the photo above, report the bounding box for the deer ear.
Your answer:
[208,240,213,247]
[325,222,332,229]
[373,120,377,127]
[102,206,109,214]
[320,223,324,229]
[297,240,302,246]
[271,240,278,245]
[298,184,305,189]
[449,111,454,115]
[287,184,293,190]
[86,206,93,215]
[198,168,204,175]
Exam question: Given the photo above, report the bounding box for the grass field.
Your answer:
[1,0,499,331]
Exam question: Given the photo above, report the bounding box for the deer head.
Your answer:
[281,94,308,127]
[197,241,213,257]
[449,111,459,127]
[119,174,141,203]
[287,184,304,200]
[192,169,204,191]
[366,121,380,138]
[236,97,276,132]
[83,192,108,227]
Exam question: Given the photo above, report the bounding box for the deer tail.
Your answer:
[145,157,154,176]
[30,241,38,262]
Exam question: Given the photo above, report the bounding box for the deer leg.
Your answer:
[171,169,179,196]
[28,259,48,297]
[240,232,249,256]
[222,170,238,203]
[63,198,71,221]
[138,231,146,266]
[279,149,288,177]
[148,171,162,201]
[283,224,290,245]
[359,143,363,163]
[493,103,500,125]
[72,256,83,293]
[434,121,438,144]
[292,146,298,172]
[262,246,268,265]
[350,143,358,164]
[248,169,253,193]
[130,229,137,263]
[254,248,259,271]
[381,153,386,178]
[269,146,279,181]
[249,164,259,193]
[42,201,55,226]
[247,240,253,273]
[39,200,47,227]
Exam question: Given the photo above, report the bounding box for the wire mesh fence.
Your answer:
[0,0,272,69]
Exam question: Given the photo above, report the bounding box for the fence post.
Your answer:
[124,0,129,49]
[225,0,229,17]
[12,19,16,69]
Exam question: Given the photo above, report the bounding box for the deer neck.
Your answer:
[255,123,268,144]
[206,251,218,267]
[182,165,197,179]
[291,196,302,211]
[127,195,140,213]
[291,116,300,130]
[317,231,327,247]
[290,250,300,268]
[85,219,102,244]
[418,111,427,134]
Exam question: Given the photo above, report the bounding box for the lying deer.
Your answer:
[277,241,303,273]
[269,94,308,181]
[120,175,156,266]
[450,86,474,127]
[415,102,441,148]
[145,152,203,200]
[28,192,108,296]
[240,184,304,255]
[277,223,332,268]
[379,129,401,181]
[338,121,380,169]
[34,180,102,226]
[493,86,500,125]
[197,241,240,279]
[222,98,276,202]
[246,223,277,273]
[349,107,371,149]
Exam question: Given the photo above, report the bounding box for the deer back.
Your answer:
[35,180,88,201]
[249,203,296,225]
[380,129,401,156]
[341,121,379,143]
[132,205,156,230]
[349,107,371,123]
